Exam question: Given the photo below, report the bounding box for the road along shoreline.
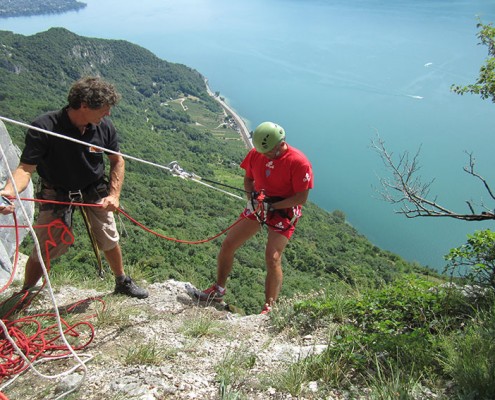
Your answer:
[205,79,253,149]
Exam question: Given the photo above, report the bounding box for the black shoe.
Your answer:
[114,276,149,299]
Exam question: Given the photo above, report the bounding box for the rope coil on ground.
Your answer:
[0,194,255,392]
[0,141,93,398]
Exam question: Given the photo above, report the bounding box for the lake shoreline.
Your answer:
[205,79,252,149]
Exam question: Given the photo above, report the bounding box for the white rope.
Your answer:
[0,115,244,200]
[0,140,90,397]
[0,113,242,395]
[168,160,244,200]
[191,177,243,199]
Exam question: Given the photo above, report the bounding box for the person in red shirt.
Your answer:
[197,121,313,314]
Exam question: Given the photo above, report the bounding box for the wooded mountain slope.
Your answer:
[0,28,433,313]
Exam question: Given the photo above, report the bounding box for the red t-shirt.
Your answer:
[240,145,313,199]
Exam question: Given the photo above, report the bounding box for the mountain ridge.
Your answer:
[0,0,87,18]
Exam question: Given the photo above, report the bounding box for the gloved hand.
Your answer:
[246,191,261,214]
[262,201,274,215]
[246,191,274,223]
[0,195,14,215]
[246,199,272,214]
[255,201,274,223]
[246,198,257,214]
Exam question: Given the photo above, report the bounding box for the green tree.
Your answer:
[445,229,495,288]
[451,21,495,102]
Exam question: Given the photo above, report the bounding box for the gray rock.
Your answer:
[0,120,34,285]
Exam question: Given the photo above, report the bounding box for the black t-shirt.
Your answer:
[20,107,120,191]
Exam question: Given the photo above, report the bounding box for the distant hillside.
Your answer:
[0,28,434,314]
[0,0,86,18]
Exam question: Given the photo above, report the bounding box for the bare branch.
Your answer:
[463,151,495,200]
[371,135,495,221]
[466,201,476,214]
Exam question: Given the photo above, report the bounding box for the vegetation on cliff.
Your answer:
[2,26,494,399]
[0,0,86,18]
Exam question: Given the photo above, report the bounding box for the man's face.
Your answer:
[263,142,283,159]
[81,104,112,125]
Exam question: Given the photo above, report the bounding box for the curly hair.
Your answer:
[67,76,121,109]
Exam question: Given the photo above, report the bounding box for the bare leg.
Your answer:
[216,218,260,287]
[264,230,289,305]
[103,244,125,278]
[23,243,125,289]
[22,257,44,289]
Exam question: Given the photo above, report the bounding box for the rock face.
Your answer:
[0,120,34,285]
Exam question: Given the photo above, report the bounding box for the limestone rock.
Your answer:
[0,120,34,285]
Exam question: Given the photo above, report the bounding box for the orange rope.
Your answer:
[0,297,103,380]
[2,196,249,244]
[0,194,251,381]
[117,207,246,244]
[0,204,101,382]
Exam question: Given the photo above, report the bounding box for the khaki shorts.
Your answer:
[30,204,120,263]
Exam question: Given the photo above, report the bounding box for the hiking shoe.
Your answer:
[260,303,272,315]
[196,283,226,302]
[114,276,149,299]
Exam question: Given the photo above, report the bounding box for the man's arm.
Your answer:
[102,154,125,211]
[0,162,36,214]
[244,175,255,200]
[270,189,310,210]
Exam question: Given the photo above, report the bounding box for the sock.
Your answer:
[216,284,225,293]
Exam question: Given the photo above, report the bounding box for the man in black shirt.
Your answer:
[0,76,148,299]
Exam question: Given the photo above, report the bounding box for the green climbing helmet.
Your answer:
[252,122,286,153]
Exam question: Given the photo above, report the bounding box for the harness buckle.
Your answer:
[68,190,83,203]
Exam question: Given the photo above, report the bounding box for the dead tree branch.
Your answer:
[371,135,495,221]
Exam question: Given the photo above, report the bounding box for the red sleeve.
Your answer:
[292,160,313,193]
[240,149,257,179]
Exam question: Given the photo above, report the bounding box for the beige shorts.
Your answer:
[30,205,120,263]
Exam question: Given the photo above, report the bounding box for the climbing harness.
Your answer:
[34,177,110,279]
[250,190,300,232]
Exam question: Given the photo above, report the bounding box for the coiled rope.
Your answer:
[0,142,98,399]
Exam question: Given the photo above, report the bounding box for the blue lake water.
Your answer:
[2,0,495,269]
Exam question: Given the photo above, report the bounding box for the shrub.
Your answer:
[445,229,495,288]
[439,305,495,399]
